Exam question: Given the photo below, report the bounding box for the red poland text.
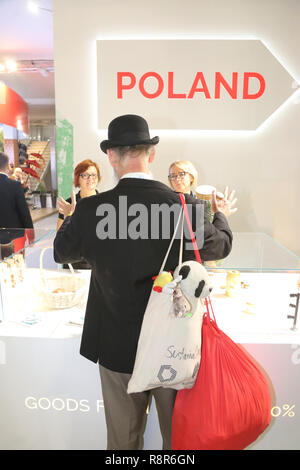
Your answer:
[117,71,266,100]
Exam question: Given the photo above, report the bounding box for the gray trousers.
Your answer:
[99,364,177,450]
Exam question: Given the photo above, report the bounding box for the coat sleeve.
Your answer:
[183,196,233,262]
[15,182,33,228]
[200,210,233,261]
[53,200,84,264]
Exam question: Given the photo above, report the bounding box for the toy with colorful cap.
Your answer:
[152,271,173,293]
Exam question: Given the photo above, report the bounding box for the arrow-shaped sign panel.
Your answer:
[97,39,297,131]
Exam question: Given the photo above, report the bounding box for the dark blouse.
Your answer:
[58,190,98,269]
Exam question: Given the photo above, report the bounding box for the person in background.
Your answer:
[168,159,237,218]
[8,163,14,177]
[12,167,29,194]
[57,159,101,230]
[57,159,101,269]
[168,160,198,197]
[0,152,33,229]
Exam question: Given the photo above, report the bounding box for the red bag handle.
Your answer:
[179,193,217,324]
[179,193,202,264]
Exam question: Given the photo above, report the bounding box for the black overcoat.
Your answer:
[0,174,33,229]
[54,178,233,373]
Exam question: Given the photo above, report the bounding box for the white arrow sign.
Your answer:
[97,39,298,131]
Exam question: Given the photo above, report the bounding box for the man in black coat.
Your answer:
[0,152,33,229]
[54,115,235,450]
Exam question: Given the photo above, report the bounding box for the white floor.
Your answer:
[34,213,58,231]
[29,213,59,270]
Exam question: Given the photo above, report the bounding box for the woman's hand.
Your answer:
[58,190,76,218]
[211,186,237,218]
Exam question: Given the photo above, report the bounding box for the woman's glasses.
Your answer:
[80,173,98,180]
[168,171,188,181]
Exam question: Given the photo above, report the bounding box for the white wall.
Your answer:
[53,0,300,257]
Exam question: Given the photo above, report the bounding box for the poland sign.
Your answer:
[97,39,297,131]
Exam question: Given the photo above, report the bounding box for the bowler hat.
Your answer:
[100,114,159,154]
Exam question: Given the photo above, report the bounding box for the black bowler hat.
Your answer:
[100,114,159,154]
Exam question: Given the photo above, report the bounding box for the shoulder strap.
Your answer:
[178,193,202,264]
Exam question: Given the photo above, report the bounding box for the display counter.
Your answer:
[0,229,299,449]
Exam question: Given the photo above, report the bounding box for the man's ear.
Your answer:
[107,149,118,168]
[148,146,155,164]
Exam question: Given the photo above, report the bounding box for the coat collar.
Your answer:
[116,177,171,193]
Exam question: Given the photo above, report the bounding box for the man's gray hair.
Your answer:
[111,144,153,159]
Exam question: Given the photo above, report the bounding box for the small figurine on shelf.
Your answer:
[0,254,25,288]
[287,293,300,331]
[225,270,241,297]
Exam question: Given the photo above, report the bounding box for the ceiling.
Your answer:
[0,0,55,125]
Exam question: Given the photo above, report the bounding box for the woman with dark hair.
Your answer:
[57,159,101,230]
[56,159,101,269]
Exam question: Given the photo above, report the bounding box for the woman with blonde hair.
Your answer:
[168,160,198,197]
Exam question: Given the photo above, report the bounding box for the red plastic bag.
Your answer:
[172,298,272,450]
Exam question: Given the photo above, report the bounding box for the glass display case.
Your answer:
[0,228,90,334]
[0,229,299,338]
[213,232,300,271]
[0,230,299,450]
[204,232,300,343]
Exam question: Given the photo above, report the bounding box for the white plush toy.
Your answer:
[174,260,212,300]
[169,261,213,318]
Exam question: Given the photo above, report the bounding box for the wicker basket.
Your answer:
[39,247,88,309]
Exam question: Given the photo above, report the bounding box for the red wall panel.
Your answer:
[0,83,28,134]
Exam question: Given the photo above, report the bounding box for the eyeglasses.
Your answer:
[80,173,98,180]
[168,171,188,181]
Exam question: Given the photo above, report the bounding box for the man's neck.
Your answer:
[117,166,150,179]
[120,171,152,180]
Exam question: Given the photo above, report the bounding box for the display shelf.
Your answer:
[0,230,299,338]
[208,271,300,343]
[0,267,90,337]
[0,228,89,328]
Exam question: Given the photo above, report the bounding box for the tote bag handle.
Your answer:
[161,192,202,273]
[159,208,184,273]
[179,193,217,323]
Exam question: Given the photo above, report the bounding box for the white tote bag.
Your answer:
[127,207,210,394]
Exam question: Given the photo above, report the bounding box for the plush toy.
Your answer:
[171,285,191,318]
[152,261,212,318]
[171,261,213,318]
[174,261,212,300]
[152,271,174,293]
